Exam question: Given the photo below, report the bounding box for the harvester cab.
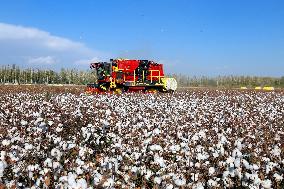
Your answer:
[86,59,177,94]
[91,62,111,80]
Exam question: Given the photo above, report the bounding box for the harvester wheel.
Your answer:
[123,86,129,92]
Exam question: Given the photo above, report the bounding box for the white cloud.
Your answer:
[27,56,57,65]
[74,57,101,65]
[0,22,107,69]
[0,23,90,52]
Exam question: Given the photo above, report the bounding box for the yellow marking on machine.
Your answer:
[110,77,116,89]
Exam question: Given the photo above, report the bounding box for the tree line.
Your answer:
[1,64,284,88]
[0,65,95,85]
[171,74,284,88]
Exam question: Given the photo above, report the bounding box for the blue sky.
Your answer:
[0,0,283,76]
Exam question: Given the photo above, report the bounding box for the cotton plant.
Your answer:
[0,90,283,187]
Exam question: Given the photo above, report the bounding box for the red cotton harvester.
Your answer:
[86,58,177,94]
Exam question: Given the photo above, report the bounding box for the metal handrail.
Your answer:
[116,68,164,83]
[149,70,164,83]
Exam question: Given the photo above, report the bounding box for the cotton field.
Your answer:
[0,86,283,188]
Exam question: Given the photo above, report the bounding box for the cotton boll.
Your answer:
[265,162,277,174]
[271,145,281,157]
[154,154,166,168]
[51,148,62,161]
[88,148,94,154]
[232,148,242,158]
[103,178,114,187]
[27,164,36,172]
[53,137,62,144]
[0,151,6,161]
[102,120,110,126]
[197,153,208,161]
[226,156,235,164]
[223,171,230,179]
[169,145,180,153]
[59,175,68,183]
[44,158,53,168]
[123,174,130,182]
[220,146,225,156]
[234,158,241,168]
[195,145,204,153]
[173,175,186,186]
[195,162,201,168]
[0,161,7,177]
[44,168,50,175]
[274,134,281,141]
[261,179,272,189]
[235,168,242,179]
[242,159,251,170]
[61,98,66,103]
[39,122,46,127]
[21,120,28,126]
[76,167,84,175]
[76,158,85,166]
[77,178,87,189]
[191,134,199,141]
[34,117,43,124]
[56,126,63,132]
[59,142,66,151]
[212,151,219,158]
[52,161,61,170]
[96,137,101,145]
[220,135,227,144]
[165,184,174,189]
[198,130,206,138]
[193,182,204,189]
[143,137,152,145]
[145,169,153,180]
[149,144,163,151]
[273,173,283,181]
[208,167,215,175]
[234,138,243,150]
[180,142,187,148]
[105,109,111,116]
[67,172,77,188]
[48,120,54,126]
[79,147,86,159]
[252,164,259,170]
[67,143,76,149]
[29,171,35,179]
[153,128,161,135]
[226,128,232,134]
[2,139,10,146]
[24,143,33,150]
[131,166,138,173]
[93,172,102,185]
[154,177,162,184]
[208,179,218,187]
